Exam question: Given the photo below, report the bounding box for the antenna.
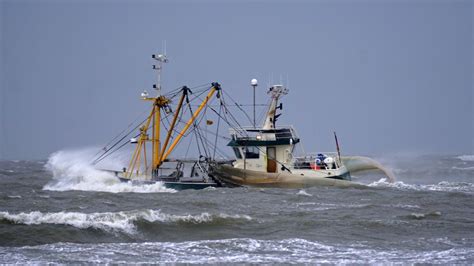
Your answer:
[152,46,169,96]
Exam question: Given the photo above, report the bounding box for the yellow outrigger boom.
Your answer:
[125,83,221,179]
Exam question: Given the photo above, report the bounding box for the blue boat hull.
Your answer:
[118,177,220,190]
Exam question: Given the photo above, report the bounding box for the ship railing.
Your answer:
[123,159,213,180]
[291,152,342,169]
[228,125,299,141]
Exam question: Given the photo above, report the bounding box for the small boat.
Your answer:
[93,53,394,190]
[209,84,376,188]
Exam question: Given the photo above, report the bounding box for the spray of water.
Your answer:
[44,148,175,193]
[341,156,396,183]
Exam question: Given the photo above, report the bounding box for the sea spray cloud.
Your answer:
[44,148,175,193]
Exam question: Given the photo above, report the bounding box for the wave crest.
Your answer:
[0,210,252,234]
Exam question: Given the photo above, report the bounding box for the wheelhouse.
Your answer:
[227,126,300,173]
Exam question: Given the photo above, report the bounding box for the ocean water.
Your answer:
[0,151,473,264]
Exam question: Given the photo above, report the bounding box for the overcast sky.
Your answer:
[0,0,472,160]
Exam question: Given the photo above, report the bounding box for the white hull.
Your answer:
[211,164,365,189]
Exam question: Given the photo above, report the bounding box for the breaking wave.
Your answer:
[44,149,175,193]
[0,210,252,234]
[369,178,474,193]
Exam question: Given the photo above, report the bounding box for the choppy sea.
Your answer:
[0,150,473,264]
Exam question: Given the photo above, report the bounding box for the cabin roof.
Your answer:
[227,137,300,147]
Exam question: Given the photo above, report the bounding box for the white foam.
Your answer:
[296,202,317,206]
[452,166,474,171]
[369,178,474,193]
[296,190,312,197]
[0,210,252,234]
[3,238,471,264]
[409,211,441,219]
[44,149,175,193]
[457,155,474,162]
[391,203,421,209]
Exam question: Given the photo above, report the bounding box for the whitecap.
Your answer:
[296,190,312,197]
[296,202,317,206]
[391,203,421,209]
[452,166,474,171]
[408,211,441,220]
[456,155,474,162]
[369,178,474,193]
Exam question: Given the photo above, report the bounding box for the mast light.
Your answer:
[251,78,258,87]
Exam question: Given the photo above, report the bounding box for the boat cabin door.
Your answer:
[267,147,277,173]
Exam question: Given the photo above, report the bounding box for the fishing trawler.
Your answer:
[209,83,380,188]
[93,53,394,190]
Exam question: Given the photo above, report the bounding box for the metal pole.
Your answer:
[253,85,256,128]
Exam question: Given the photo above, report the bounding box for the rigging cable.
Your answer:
[212,100,223,160]
[92,133,140,165]
[222,90,254,126]
[92,114,151,165]
[92,108,149,160]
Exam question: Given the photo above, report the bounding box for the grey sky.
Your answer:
[1,0,472,160]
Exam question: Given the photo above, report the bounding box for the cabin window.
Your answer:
[245,146,260,159]
[232,147,242,159]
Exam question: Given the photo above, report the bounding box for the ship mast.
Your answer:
[263,85,288,129]
[151,52,168,172]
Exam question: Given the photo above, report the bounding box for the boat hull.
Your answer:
[118,177,219,190]
[115,173,220,190]
[210,164,365,189]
